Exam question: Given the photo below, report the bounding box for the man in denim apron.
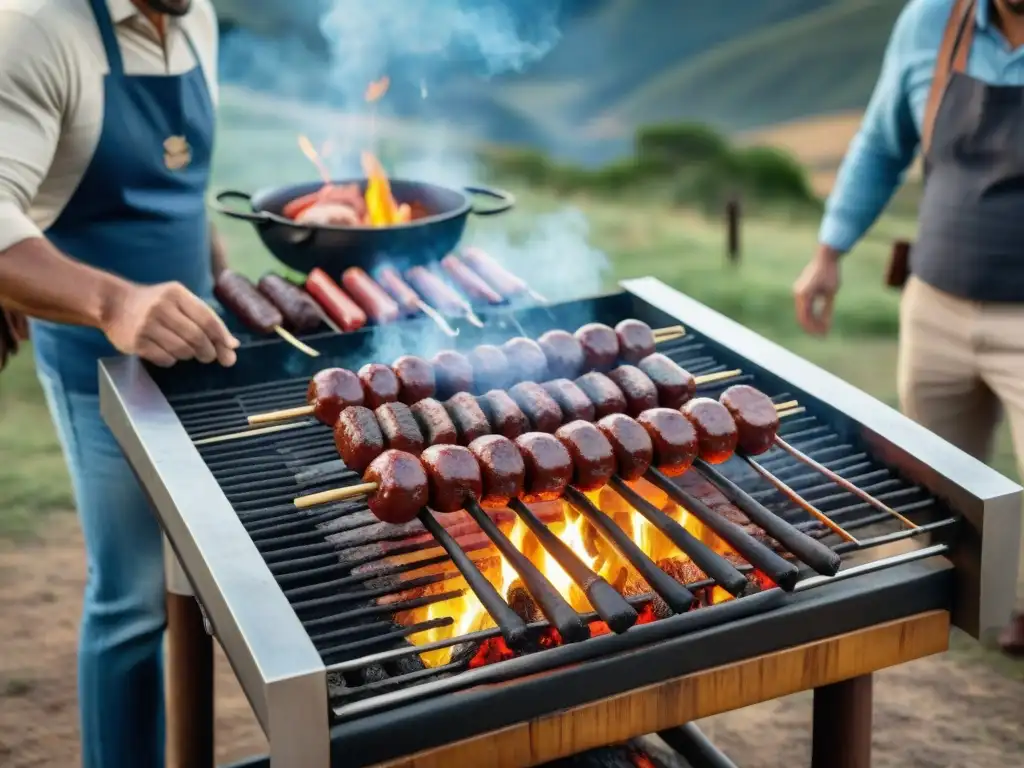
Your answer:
[0,1,239,764]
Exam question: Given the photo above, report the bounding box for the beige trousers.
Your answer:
[898,276,1024,477]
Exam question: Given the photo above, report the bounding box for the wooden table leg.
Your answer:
[166,592,214,768]
[811,674,872,768]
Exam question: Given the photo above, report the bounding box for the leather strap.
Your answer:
[923,0,976,154]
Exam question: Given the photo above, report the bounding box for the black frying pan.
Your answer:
[210,179,515,274]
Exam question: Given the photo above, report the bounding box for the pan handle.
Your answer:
[210,189,273,223]
[464,185,515,217]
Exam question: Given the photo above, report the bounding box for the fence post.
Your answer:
[726,196,741,265]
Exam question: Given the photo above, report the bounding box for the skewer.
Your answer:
[194,421,313,446]
[273,325,320,357]
[652,325,686,343]
[769,435,918,529]
[241,366,745,430]
[417,300,460,336]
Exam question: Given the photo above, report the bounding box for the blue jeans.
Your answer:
[37,363,166,768]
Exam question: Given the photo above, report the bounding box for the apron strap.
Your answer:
[923,0,976,155]
[85,0,125,76]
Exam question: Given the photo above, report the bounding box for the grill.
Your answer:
[99,277,1022,768]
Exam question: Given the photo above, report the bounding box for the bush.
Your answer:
[734,146,816,205]
[635,123,731,169]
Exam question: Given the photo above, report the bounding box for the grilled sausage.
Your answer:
[468,435,526,508]
[508,381,563,433]
[720,385,780,456]
[597,413,654,482]
[636,408,699,477]
[214,269,283,335]
[375,266,423,316]
[410,398,458,446]
[405,266,471,317]
[342,267,402,325]
[358,363,400,409]
[440,255,504,305]
[334,406,385,473]
[467,344,512,392]
[514,432,574,503]
[607,365,658,416]
[364,450,430,525]
[574,323,619,372]
[444,391,492,444]
[575,372,627,419]
[257,274,323,333]
[392,355,436,404]
[375,402,426,454]
[460,247,531,297]
[305,268,368,332]
[307,368,364,425]
[501,337,548,383]
[431,350,474,399]
[615,319,656,364]
[420,444,483,513]
[542,378,596,422]
[479,390,530,439]
[554,420,616,492]
[680,398,738,465]
[538,329,585,379]
[637,353,696,409]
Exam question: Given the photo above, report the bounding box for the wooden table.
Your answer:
[166,606,950,768]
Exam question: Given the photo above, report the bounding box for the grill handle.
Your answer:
[646,468,801,591]
[693,458,842,577]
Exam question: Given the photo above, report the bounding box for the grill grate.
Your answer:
[171,335,955,714]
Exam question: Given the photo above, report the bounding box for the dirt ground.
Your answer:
[2,515,1023,768]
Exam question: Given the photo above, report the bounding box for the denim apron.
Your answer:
[28,1,215,766]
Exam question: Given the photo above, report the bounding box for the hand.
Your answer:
[102,281,240,368]
[793,245,842,335]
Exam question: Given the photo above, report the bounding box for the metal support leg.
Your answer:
[811,674,873,768]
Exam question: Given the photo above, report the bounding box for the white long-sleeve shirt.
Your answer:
[0,0,219,253]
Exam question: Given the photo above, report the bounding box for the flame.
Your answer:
[396,480,763,668]
[362,151,410,226]
[297,135,332,187]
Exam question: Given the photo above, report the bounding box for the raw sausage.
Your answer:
[615,319,656,364]
[554,420,616,492]
[405,266,471,317]
[305,268,367,333]
[538,329,585,379]
[468,435,526,508]
[514,432,574,503]
[334,406,385,473]
[574,323,619,371]
[460,247,531,297]
[307,368,364,425]
[392,355,436,404]
[420,444,483,513]
[637,353,696,409]
[720,385,780,456]
[364,450,430,525]
[607,365,658,416]
[375,402,426,454]
[214,270,282,335]
[597,413,654,482]
[431,350,474,398]
[375,266,423,316]
[680,398,738,465]
[440,255,504,305]
[257,274,323,333]
[358,363,400,409]
[342,267,401,324]
[410,398,458,446]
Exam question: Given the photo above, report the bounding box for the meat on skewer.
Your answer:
[444,391,492,444]
[420,444,483,513]
[468,434,526,508]
[607,365,659,417]
[460,247,535,299]
[431,350,474,399]
[375,266,423,317]
[501,337,548,383]
[440,255,504,305]
[508,381,563,433]
[515,432,574,503]
[364,450,430,524]
[538,330,585,379]
[681,397,739,465]
[467,344,512,392]
[257,274,323,334]
[720,384,780,456]
[307,368,364,425]
[305,268,367,333]
[392,355,436,404]
[638,353,696,409]
[542,378,596,422]
[375,402,426,454]
[405,266,481,325]
[342,267,402,325]
[575,371,627,419]
[575,323,620,372]
[410,398,458,446]
[554,421,617,492]
[597,413,654,482]
[615,319,656,364]
[478,390,530,439]
[214,269,283,335]
[334,405,385,473]
[636,408,699,477]
[359,363,400,409]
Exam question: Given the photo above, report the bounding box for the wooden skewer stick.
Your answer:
[193,421,312,446]
[417,301,460,336]
[273,326,320,357]
[772,435,918,529]
[652,324,686,343]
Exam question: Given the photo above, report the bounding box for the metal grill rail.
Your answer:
[170,336,955,714]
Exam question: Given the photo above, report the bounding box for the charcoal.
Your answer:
[656,558,706,586]
[344,663,389,687]
[326,671,348,698]
[383,641,428,677]
[450,639,483,666]
[539,743,665,768]
[507,579,543,624]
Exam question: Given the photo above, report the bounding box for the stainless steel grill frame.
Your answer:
[98,277,1022,768]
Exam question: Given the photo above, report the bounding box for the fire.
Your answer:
[396,480,757,668]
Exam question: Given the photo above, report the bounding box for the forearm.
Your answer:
[210,222,228,279]
[0,236,128,328]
